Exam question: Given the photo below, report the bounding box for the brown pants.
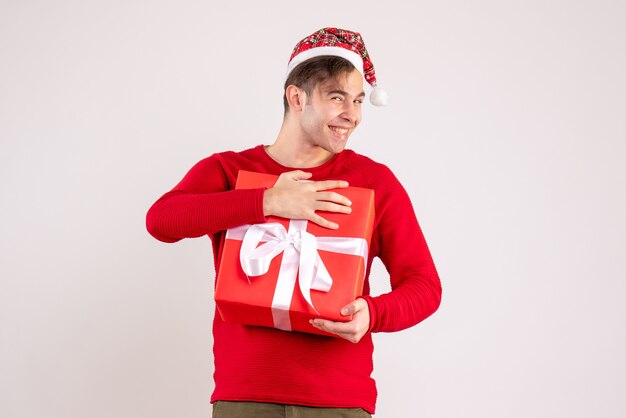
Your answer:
[212,401,372,418]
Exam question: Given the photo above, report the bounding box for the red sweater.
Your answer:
[146,145,442,414]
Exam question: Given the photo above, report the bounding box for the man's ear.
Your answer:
[285,85,305,112]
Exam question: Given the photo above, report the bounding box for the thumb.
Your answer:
[341,298,368,316]
[340,302,358,316]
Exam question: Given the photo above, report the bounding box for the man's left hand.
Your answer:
[309,298,370,343]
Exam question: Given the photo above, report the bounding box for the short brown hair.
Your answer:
[283,56,356,114]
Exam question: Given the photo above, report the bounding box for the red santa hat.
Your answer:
[286,27,388,107]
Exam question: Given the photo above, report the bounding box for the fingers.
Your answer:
[309,318,364,344]
[286,170,313,181]
[306,190,353,229]
[340,298,367,316]
[310,299,370,343]
[307,192,352,228]
[279,172,347,191]
[311,318,352,335]
[313,180,349,191]
[274,171,312,188]
[309,213,339,230]
[315,191,352,207]
[269,173,352,229]
[314,201,352,214]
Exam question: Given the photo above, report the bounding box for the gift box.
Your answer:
[214,170,375,336]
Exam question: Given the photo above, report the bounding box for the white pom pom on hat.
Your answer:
[369,85,388,106]
[286,27,388,107]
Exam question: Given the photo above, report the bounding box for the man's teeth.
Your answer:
[330,127,349,134]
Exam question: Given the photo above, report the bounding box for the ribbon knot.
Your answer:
[284,232,299,246]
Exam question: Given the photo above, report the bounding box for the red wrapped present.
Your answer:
[214,170,375,336]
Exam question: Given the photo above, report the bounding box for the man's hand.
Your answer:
[263,170,352,229]
[309,298,370,343]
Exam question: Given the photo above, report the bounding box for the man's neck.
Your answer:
[267,127,335,169]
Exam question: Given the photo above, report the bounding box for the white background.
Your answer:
[1,1,625,417]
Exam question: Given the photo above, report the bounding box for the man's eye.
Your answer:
[332,97,342,101]
[355,99,364,104]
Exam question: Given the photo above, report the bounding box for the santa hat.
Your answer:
[286,27,388,107]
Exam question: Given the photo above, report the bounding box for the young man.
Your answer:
[146,28,442,417]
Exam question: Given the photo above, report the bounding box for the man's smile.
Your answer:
[329,126,350,136]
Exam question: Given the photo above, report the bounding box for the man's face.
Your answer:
[298,69,365,155]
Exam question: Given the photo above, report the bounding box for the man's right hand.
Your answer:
[262,170,352,229]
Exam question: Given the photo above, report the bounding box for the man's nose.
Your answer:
[340,102,360,125]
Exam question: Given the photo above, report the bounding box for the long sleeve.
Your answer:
[361,165,442,333]
[146,154,267,243]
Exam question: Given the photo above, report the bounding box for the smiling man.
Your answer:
[146,28,442,417]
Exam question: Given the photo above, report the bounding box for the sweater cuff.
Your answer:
[360,295,379,334]
[254,187,269,223]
